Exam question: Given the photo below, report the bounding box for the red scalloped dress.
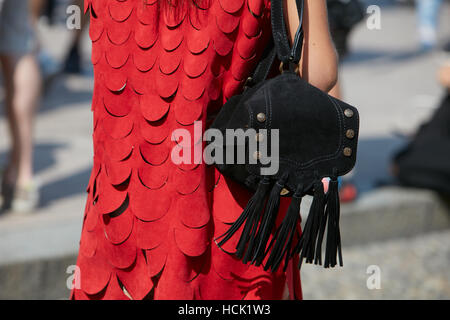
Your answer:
[71,0,302,300]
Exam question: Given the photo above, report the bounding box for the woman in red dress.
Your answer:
[71,0,337,300]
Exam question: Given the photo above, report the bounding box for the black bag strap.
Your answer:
[249,0,305,86]
[271,0,305,65]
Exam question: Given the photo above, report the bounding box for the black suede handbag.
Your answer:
[208,0,359,272]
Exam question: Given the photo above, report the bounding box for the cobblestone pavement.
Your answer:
[301,230,450,299]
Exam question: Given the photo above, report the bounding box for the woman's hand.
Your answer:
[283,0,338,93]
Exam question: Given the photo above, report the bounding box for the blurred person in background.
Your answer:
[63,0,88,74]
[392,55,450,194]
[415,0,443,50]
[0,0,46,213]
[326,0,364,99]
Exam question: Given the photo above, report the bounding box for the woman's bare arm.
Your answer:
[283,0,338,93]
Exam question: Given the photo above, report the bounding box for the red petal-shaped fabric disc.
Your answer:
[218,0,245,14]
[103,84,137,117]
[100,274,130,300]
[160,26,184,52]
[183,53,208,78]
[85,203,100,232]
[223,76,243,99]
[133,49,157,72]
[174,224,210,257]
[208,75,222,101]
[103,134,134,162]
[166,244,206,282]
[210,242,244,280]
[116,250,154,300]
[173,166,203,195]
[192,0,211,10]
[196,269,244,300]
[212,174,250,224]
[95,172,128,214]
[206,166,221,192]
[91,42,103,65]
[129,68,151,95]
[163,6,186,28]
[103,202,134,245]
[138,161,169,190]
[140,93,170,122]
[231,52,255,81]
[102,113,133,140]
[186,29,210,54]
[212,31,234,56]
[242,13,261,38]
[103,93,131,117]
[237,33,259,60]
[178,161,200,172]
[154,271,194,299]
[172,121,204,147]
[101,231,137,269]
[210,55,228,77]
[105,157,132,186]
[84,0,90,14]
[79,253,112,295]
[248,0,264,17]
[89,17,104,42]
[135,213,171,250]
[136,0,158,25]
[155,71,179,98]
[79,228,97,258]
[103,68,127,92]
[108,0,133,22]
[129,181,172,222]
[188,5,209,30]
[139,113,170,144]
[139,140,170,166]
[145,241,168,277]
[174,96,203,126]
[134,23,158,49]
[216,10,240,34]
[176,191,211,228]
[106,42,129,69]
[106,21,132,46]
[159,50,182,75]
[181,73,206,101]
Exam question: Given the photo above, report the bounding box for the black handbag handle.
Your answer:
[247,0,305,86]
[271,0,305,65]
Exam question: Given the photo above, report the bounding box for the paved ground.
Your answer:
[0,1,449,299]
[301,230,450,299]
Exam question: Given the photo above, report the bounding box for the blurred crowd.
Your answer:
[0,0,85,214]
[0,0,449,214]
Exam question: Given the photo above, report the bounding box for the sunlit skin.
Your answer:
[284,0,338,93]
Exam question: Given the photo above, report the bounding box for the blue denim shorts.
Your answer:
[0,0,37,56]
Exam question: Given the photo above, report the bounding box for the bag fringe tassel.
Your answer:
[250,175,288,266]
[215,172,343,272]
[323,176,343,268]
[264,184,303,273]
[293,179,326,268]
[215,177,271,259]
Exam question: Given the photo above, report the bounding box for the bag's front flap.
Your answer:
[245,72,359,190]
